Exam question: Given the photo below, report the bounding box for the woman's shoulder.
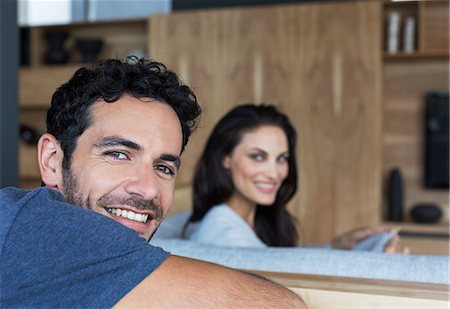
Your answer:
[189,204,266,248]
[206,204,235,217]
[198,204,239,226]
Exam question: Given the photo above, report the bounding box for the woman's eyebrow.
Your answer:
[93,136,141,150]
[250,147,289,156]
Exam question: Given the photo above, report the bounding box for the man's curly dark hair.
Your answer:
[46,56,201,170]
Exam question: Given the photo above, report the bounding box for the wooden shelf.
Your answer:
[382,0,448,57]
[19,65,82,108]
[382,222,449,255]
[27,19,148,68]
[383,50,449,60]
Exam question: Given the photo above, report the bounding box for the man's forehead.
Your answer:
[82,97,183,154]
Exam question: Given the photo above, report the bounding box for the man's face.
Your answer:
[61,95,183,241]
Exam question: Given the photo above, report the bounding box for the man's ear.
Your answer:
[37,133,64,190]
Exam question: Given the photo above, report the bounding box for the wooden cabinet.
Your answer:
[382,0,449,224]
[149,1,383,244]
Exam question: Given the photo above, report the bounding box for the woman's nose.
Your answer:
[263,161,280,179]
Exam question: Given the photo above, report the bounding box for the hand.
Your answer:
[384,232,410,255]
[331,226,410,254]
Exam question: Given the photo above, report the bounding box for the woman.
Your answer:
[184,104,406,252]
[185,104,298,247]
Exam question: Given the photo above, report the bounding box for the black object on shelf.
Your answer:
[424,91,449,189]
[76,38,103,63]
[44,29,69,65]
[20,124,43,145]
[20,27,30,67]
[410,203,442,224]
[387,167,404,221]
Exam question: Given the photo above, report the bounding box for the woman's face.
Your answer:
[223,125,289,209]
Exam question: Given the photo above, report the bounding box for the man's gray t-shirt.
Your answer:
[0,187,170,307]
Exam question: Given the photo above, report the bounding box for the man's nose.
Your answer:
[124,167,159,200]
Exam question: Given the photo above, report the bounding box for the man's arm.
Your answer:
[114,255,307,308]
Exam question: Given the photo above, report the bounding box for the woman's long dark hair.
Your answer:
[185,104,299,246]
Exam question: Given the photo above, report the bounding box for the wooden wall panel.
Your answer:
[383,59,449,224]
[149,1,382,244]
[149,4,302,187]
[149,10,228,186]
[294,1,382,242]
[419,1,449,52]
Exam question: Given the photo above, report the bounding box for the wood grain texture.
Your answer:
[419,1,449,52]
[258,271,450,299]
[19,65,81,107]
[249,271,449,308]
[294,1,382,243]
[383,59,449,224]
[149,1,382,243]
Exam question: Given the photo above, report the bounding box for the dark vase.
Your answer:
[387,168,404,222]
[44,30,69,65]
[76,38,103,63]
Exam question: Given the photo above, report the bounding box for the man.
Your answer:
[0,57,306,308]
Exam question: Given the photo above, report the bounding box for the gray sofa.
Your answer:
[150,212,449,285]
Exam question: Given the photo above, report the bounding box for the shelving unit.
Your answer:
[27,18,147,68]
[381,0,449,224]
[383,0,449,58]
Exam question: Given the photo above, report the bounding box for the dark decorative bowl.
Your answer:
[410,203,442,223]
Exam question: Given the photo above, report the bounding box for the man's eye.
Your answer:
[155,164,175,176]
[105,151,129,160]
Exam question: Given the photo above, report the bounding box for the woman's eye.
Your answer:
[277,155,289,163]
[250,154,264,161]
[105,151,129,160]
[155,165,175,177]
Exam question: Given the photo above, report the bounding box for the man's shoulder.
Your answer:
[0,186,63,209]
[0,187,171,308]
[0,186,34,205]
[0,187,50,251]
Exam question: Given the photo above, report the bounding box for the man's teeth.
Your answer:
[106,208,149,223]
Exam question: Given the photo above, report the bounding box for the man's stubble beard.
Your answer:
[61,163,86,208]
[61,164,164,241]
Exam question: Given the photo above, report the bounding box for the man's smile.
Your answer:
[105,207,150,223]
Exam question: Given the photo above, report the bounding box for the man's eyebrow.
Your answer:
[161,153,181,170]
[93,136,141,150]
